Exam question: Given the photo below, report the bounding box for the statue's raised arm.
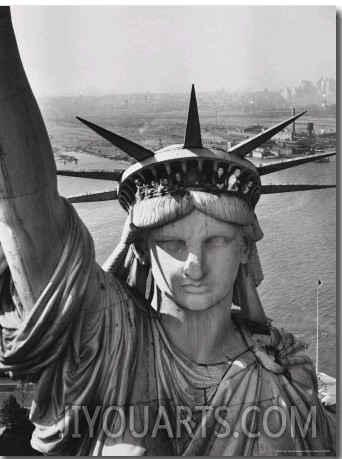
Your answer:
[0,7,68,311]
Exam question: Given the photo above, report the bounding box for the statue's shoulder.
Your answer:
[101,268,154,319]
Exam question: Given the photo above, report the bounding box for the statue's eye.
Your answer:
[157,240,185,253]
[205,236,231,246]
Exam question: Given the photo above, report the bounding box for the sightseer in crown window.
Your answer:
[173,171,184,189]
[228,167,242,191]
[214,164,227,189]
[242,180,254,195]
[157,177,169,195]
[148,180,158,198]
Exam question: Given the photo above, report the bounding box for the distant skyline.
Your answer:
[11,6,336,98]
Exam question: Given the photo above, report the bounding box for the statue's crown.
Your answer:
[76,85,335,212]
[119,143,261,211]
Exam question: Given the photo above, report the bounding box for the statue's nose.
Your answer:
[183,252,204,281]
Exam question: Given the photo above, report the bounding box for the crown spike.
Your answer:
[57,169,123,181]
[258,151,336,176]
[76,116,154,162]
[68,190,118,203]
[228,111,307,158]
[184,84,202,148]
[261,184,336,194]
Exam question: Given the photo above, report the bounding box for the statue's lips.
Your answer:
[182,284,209,294]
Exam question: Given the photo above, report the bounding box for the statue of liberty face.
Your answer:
[147,209,249,311]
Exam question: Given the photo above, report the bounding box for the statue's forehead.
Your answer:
[149,209,239,237]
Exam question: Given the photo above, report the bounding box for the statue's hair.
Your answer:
[131,190,263,242]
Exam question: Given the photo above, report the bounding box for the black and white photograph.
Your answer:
[0,5,337,456]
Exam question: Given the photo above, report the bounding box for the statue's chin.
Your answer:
[158,290,232,314]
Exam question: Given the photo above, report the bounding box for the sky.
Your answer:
[11,6,336,97]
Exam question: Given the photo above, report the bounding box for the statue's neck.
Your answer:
[155,292,244,365]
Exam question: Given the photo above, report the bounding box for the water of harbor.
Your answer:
[57,154,336,377]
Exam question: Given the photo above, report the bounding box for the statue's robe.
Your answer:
[0,204,335,456]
